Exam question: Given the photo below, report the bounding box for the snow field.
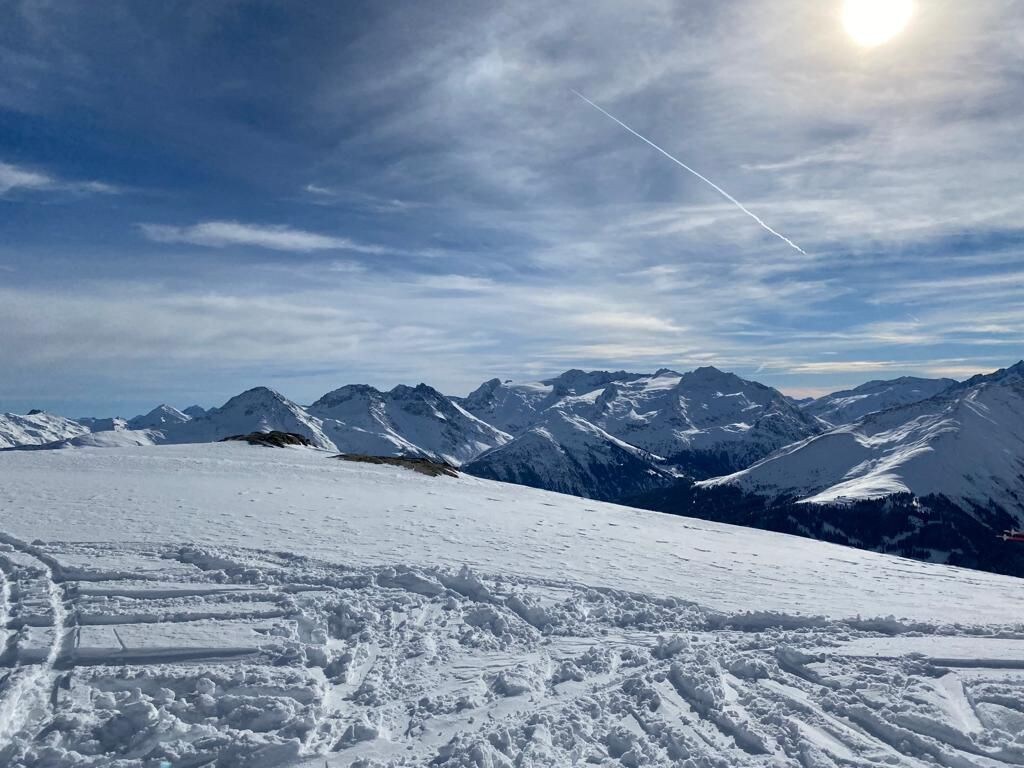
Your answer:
[0,539,1018,765]
[0,445,1023,765]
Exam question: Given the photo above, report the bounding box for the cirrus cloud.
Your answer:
[138,220,391,254]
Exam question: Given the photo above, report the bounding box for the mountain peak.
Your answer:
[216,387,295,413]
[389,382,443,399]
[681,365,739,385]
[127,404,191,430]
[964,361,1024,388]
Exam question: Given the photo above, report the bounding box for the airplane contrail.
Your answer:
[571,89,807,256]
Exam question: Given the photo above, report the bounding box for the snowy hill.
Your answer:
[8,428,163,450]
[126,403,192,430]
[806,376,957,426]
[465,408,673,499]
[0,442,1022,767]
[310,382,509,465]
[164,387,336,450]
[704,361,1024,514]
[0,410,90,449]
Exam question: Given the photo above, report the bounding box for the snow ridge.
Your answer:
[704,361,1024,515]
[0,411,89,449]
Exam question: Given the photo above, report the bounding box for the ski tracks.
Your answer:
[0,533,69,752]
[0,538,1022,767]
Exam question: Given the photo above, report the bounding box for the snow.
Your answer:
[704,362,1024,515]
[126,404,191,430]
[463,366,822,496]
[309,383,510,465]
[806,376,958,426]
[3,358,1024,767]
[2,445,1024,766]
[465,408,672,499]
[163,387,337,450]
[0,411,89,449]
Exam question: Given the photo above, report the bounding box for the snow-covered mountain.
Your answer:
[164,387,336,450]
[309,383,510,465]
[704,361,1024,515]
[463,367,821,499]
[458,378,556,434]
[805,375,957,426]
[126,404,192,430]
[10,428,163,450]
[465,408,673,499]
[182,404,206,418]
[0,410,90,449]
[77,416,129,432]
[582,367,821,473]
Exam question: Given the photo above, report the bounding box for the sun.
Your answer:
[842,0,914,47]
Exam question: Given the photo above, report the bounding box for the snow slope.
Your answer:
[163,387,336,450]
[463,367,818,470]
[458,377,557,434]
[705,362,1024,514]
[806,376,958,426]
[0,411,89,449]
[126,403,192,430]
[464,367,821,498]
[585,367,821,468]
[77,416,129,432]
[465,408,673,499]
[0,443,1023,767]
[7,429,163,450]
[309,383,509,465]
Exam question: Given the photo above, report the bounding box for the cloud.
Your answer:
[0,160,119,197]
[138,221,391,254]
[2,0,1023,411]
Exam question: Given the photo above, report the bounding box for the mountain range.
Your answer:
[3,361,1021,575]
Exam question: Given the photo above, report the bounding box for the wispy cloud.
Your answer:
[302,184,426,214]
[138,221,391,254]
[0,160,119,197]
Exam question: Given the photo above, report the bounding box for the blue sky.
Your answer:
[1,0,1022,417]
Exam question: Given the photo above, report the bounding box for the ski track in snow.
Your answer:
[0,534,69,753]
[0,445,1023,766]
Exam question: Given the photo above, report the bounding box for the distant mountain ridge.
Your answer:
[705,361,1024,513]
[621,361,1024,576]
[309,382,510,465]
[804,376,958,426]
[463,366,822,497]
[6,362,1024,575]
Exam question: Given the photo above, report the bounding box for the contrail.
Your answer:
[571,90,807,255]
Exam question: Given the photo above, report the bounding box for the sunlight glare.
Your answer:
[842,0,914,47]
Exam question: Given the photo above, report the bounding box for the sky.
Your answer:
[1,0,1022,417]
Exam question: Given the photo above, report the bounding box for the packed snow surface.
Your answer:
[1,443,1023,767]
